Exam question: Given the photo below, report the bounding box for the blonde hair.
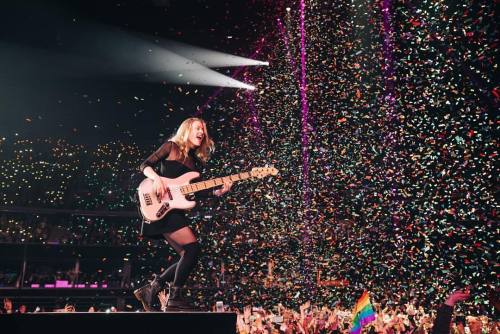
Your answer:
[169,117,214,163]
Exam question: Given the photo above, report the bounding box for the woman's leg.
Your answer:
[163,227,201,287]
[155,232,187,284]
[163,234,185,256]
[134,227,200,311]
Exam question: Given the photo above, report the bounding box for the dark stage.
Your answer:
[0,312,237,334]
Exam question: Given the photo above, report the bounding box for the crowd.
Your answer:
[233,299,498,334]
[2,290,498,333]
[0,138,142,211]
[0,214,139,246]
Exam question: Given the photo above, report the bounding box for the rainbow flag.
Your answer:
[349,291,376,334]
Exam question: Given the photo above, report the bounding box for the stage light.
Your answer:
[81,30,260,89]
[131,46,256,89]
[162,40,268,68]
[168,69,256,90]
[286,7,291,12]
[32,25,263,90]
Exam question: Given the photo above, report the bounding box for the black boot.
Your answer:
[133,277,162,312]
[166,286,196,311]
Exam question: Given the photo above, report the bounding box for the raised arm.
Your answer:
[432,289,470,334]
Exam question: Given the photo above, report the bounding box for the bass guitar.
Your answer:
[137,166,278,222]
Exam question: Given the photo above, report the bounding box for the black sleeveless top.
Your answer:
[139,141,210,238]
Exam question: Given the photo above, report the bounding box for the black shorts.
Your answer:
[141,209,189,239]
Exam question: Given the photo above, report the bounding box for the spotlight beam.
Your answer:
[195,36,268,116]
[163,40,269,68]
[73,27,261,89]
[146,67,255,90]
[1,16,263,93]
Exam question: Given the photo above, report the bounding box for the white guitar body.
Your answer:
[137,172,200,223]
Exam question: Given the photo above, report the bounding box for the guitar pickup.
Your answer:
[166,187,173,200]
[156,203,170,218]
[143,193,153,206]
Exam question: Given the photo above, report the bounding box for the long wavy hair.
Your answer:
[169,117,214,163]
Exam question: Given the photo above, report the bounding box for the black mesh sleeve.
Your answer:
[139,141,173,172]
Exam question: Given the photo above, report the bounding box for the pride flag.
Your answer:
[349,291,376,334]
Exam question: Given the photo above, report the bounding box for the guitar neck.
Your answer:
[180,172,253,195]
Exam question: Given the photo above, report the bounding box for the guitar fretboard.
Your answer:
[180,172,253,195]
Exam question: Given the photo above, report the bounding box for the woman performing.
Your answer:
[134,117,232,311]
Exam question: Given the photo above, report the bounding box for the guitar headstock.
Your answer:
[251,166,279,179]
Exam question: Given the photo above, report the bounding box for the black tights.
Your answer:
[157,241,201,287]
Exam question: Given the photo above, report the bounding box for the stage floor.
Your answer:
[0,311,237,334]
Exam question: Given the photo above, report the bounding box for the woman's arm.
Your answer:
[140,141,173,198]
[142,166,160,180]
[140,141,173,175]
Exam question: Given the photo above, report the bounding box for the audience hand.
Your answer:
[445,289,471,307]
[3,298,13,313]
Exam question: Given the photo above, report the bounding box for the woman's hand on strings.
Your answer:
[153,176,167,199]
[214,180,233,197]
